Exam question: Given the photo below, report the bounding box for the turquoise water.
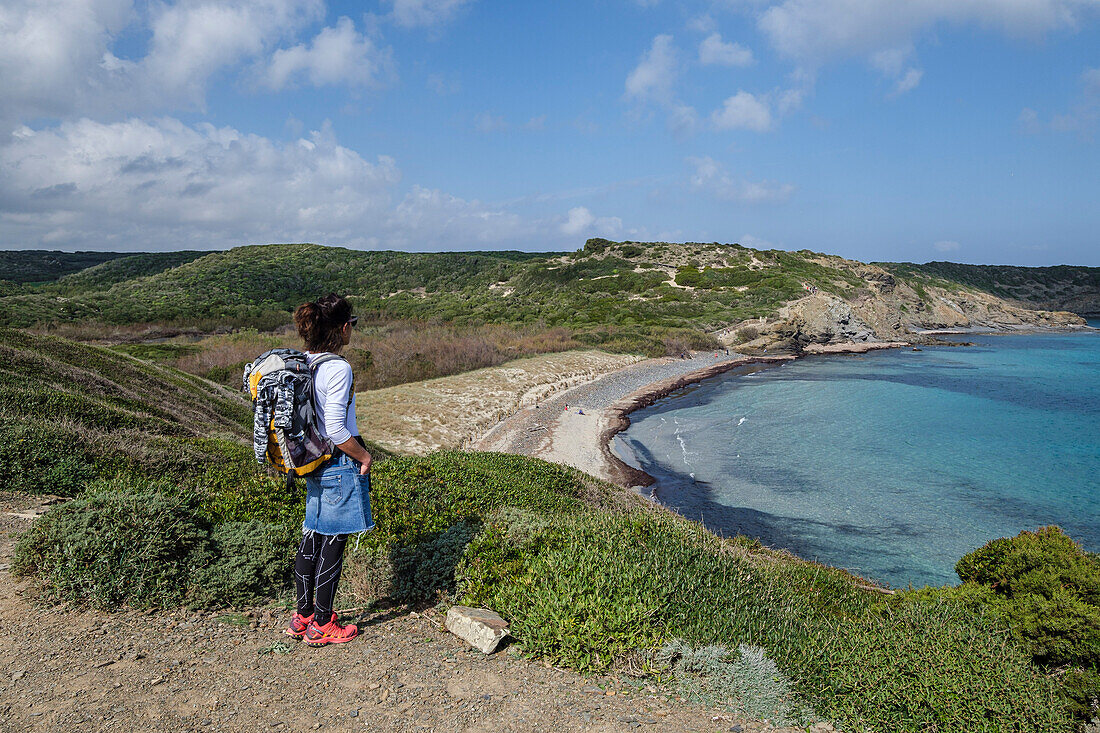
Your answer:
[616,322,1100,588]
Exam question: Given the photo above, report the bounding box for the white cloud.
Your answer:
[870,46,923,96]
[260,18,393,90]
[387,0,473,28]
[892,67,924,95]
[0,118,528,250]
[687,156,794,203]
[560,207,622,237]
[667,104,700,137]
[393,186,527,246]
[699,34,754,67]
[1018,107,1042,133]
[0,0,331,126]
[474,112,508,133]
[625,34,679,105]
[1051,66,1100,134]
[140,0,323,102]
[711,91,772,132]
[524,115,547,131]
[686,14,717,33]
[933,240,961,252]
[755,0,1097,103]
[561,206,595,235]
[739,233,777,250]
[625,34,701,136]
[758,0,1096,66]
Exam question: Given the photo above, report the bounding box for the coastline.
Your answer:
[476,340,910,489]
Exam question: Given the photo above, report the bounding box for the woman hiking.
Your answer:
[284,294,373,647]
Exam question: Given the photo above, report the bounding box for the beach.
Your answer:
[475,342,909,487]
[355,341,910,488]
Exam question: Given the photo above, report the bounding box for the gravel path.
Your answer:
[0,494,821,733]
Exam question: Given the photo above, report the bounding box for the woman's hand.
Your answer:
[335,437,372,475]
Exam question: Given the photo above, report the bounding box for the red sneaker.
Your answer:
[303,613,359,647]
[284,612,314,640]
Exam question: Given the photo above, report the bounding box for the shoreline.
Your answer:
[598,342,910,489]
[476,341,910,489]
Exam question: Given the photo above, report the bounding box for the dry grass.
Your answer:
[355,350,642,454]
[354,321,579,389]
[99,320,583,392]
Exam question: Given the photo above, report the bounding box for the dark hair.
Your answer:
[294,294,353,353]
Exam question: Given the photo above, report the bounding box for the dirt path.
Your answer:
[0,494,817,733]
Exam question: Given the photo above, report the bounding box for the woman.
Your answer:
[284,294,374,647]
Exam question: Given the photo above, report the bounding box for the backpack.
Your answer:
[243,348,346,481]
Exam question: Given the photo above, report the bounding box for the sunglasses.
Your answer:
[347,316,359,326]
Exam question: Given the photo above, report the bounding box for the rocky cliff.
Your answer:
[721,259,1088,352]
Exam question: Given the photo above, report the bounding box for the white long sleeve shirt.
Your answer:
[306,352,359,445]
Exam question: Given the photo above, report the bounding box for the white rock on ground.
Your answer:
[445,606,510,653]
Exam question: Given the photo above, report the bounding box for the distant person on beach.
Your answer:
[284,294,374,647]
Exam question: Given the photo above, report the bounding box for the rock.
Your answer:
[11,670,25,681]
[444,606,509,654]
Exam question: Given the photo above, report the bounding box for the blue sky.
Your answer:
[1,0,1098,265]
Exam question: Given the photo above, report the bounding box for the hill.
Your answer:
[0,327,254,497]
[44,250,209,293]
[0,250,129,283]
[884,261,1100,316]
[0,241,1092,356]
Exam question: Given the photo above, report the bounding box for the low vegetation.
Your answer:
[0,250,128,283]
[5,331,1097,731]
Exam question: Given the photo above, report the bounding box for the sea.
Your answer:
[613,320,1100,588]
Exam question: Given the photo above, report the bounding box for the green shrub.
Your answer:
[190,521,297,608]
[349,520,480,603]
[955,526,1100,669]
[13,480,298,610]
[340,453,611,605]
[0,421,98,495]
[13,481,210,609]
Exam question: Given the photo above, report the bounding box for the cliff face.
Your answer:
[724,260,1088,352]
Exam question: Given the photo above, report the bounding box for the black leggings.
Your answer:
[294,531,348,623]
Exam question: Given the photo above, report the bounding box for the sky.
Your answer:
[1,0,1099,265]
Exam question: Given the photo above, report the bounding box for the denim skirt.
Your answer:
[303,453,375,535]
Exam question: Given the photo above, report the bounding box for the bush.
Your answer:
[0,421,99,495]
[340,453,612,605]
[955,526,1100,669]
[13,480,297,610]
[12,481,210,609]
[657,640,809,725]
[736,325,760,343]
[190,521,297,608]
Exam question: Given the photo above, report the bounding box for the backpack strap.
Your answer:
[309,353,348,370]
[308,353,355,406]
